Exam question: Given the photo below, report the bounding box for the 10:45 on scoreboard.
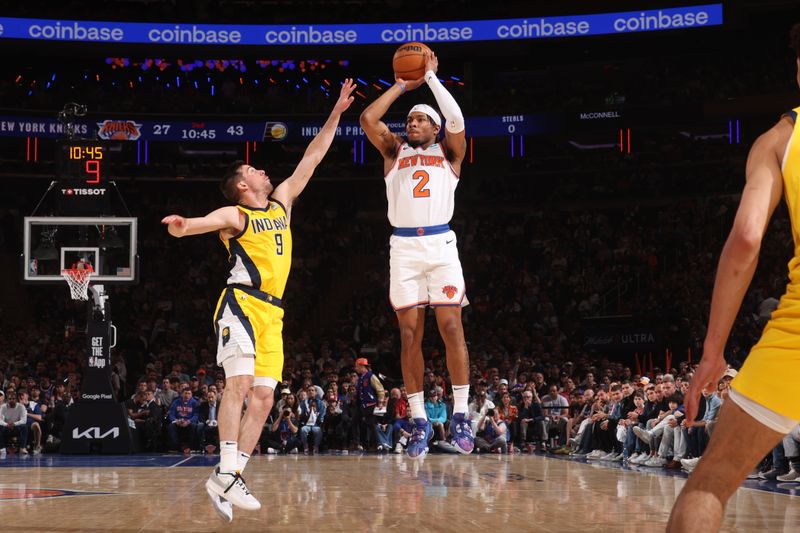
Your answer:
[147,121,257,141]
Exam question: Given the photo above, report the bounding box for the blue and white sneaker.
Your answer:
[449,413,474,455]
[407,418,432,459]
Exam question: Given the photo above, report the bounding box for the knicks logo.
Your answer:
[442,285,458,299]
[97,120,142,140]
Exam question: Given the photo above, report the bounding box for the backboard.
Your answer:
[23,216,138,283]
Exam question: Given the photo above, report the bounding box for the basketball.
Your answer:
[393,42,431,80]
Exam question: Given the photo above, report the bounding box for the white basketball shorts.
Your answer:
[389,230,468,311]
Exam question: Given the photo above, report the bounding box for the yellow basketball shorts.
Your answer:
[731,317,800,422]
[213,285,284,384]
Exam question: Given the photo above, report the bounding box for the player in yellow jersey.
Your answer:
[668,26,800,532]
[161,79,355,522]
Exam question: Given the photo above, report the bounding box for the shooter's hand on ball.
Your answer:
[424,50,438,76]
[395,75,425,92]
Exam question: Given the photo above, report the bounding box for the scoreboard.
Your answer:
[56,139,111,184]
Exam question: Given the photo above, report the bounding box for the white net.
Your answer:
[62,269,93,301]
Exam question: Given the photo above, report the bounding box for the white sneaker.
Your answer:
[266,447,278,455]
[20,448,29,456]
[0,448,6,459]
[632,453,650,465]
[289,449,298,454]
[394,443,403,454]
[205,467,261,511]
[206,486,234,523]
[644,456,666,467]
[776,469,800,482]
[599,451,617,461]
[586,450,603,460]
[681,458,700,474]
[610,453,624,462]
[33,447,42,456]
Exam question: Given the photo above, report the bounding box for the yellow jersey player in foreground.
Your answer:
[161,79,355,523]
[668,26,800,532]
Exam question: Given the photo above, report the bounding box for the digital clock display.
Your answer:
[57,140,109,184]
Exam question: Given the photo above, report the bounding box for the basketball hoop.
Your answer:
[62,268,93,301]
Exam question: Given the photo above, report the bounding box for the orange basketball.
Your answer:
[393,42,431,81]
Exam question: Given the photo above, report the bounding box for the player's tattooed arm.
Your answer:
[360,84,404,163]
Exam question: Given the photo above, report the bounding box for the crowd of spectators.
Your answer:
[0,156,796,470]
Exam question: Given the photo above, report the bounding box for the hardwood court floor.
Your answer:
[0,453,798,532]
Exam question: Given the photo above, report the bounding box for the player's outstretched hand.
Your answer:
[684,353,727,421]
[161,214,187,237]
[333,78,356,114]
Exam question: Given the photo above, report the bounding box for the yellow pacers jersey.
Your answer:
[733,106,800,421]
[222,201,292,298]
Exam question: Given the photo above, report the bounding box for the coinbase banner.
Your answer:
[0,4,722,46]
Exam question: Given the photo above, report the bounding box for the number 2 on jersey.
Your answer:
[412,170,431,198]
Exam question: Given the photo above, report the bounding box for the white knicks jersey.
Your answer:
[385,142,459,228]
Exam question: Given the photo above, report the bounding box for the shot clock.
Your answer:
[55,139,114,215]
[56,139,109,184]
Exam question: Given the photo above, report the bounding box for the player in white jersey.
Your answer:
[360,51,474,458]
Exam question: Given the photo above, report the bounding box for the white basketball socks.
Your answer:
[220,441,238,474]
[220,443,252,475]
[452,384,470,415]
[238,451,250,472]
[408,391,427,420]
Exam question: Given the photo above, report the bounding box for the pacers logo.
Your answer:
[222,326,231,346]
[442,285,458,299]
[262,121,288,141]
